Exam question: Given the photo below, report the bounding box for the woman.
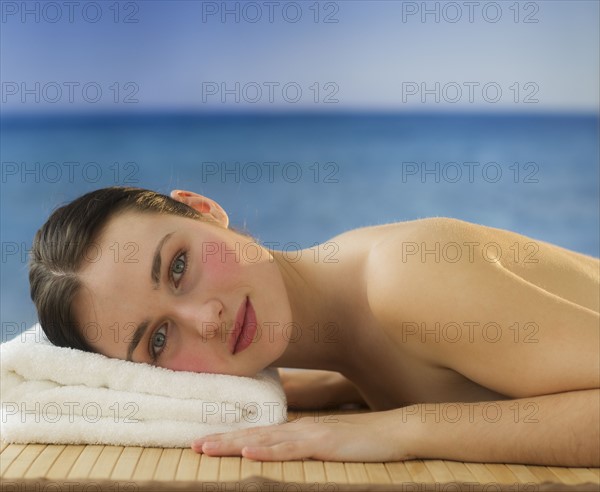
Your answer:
[29,186,599,466]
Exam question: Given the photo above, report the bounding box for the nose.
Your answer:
[175,299,223,340]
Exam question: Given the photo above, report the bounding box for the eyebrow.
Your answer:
[126,231,175,362]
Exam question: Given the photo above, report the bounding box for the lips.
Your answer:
[230,297,248,354]
[231,296,257,355]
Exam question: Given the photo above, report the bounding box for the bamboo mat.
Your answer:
[1,409,598,492]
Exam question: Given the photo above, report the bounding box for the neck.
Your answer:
[267,247,352,374]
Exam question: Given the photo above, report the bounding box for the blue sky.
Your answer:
[1,0,599,114]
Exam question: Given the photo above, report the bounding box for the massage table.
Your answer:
[2,408,598,492]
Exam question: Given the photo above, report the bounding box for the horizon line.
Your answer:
[2,107,599,121]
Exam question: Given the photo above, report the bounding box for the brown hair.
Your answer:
[29,186,225,352]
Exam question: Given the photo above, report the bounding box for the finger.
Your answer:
[192,423,290,449]
[191,430,263,453]
[196,433,270,456]
[193,427,302,455]
[198,440,243,457]
[241,441,311,462]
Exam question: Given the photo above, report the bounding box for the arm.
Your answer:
[190,391,599,463]
[403,389,600,467]
[278,369,368,409]
[333,372,369,407]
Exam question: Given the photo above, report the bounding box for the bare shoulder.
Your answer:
[364,217,600,397]
[364,216,481,331]
[366,217,599,313]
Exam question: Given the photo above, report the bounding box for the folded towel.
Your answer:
[0,324,287,448]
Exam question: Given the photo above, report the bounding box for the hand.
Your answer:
[191,409,419,462]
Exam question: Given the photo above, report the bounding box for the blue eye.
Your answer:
[149,250,187,363]
[150,325,168,362]
[170,251,187,287]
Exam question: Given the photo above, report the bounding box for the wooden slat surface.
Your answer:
[1,409,599,492]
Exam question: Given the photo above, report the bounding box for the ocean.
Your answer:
[1,111,598,336]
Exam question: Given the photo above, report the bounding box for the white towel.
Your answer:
[0,324,287,448]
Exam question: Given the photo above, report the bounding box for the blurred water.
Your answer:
[1,112,598,337]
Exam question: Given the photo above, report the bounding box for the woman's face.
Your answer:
[73,210,292,377]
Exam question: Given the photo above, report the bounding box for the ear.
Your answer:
[170,190,229,228]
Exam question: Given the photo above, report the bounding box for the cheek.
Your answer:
[168,346,222,374]
[201,244,245,283]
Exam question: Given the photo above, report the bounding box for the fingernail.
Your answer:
[203,442,218,450]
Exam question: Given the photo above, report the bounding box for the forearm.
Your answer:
[402,389,599,467]
[278,369,368,410]
[334,374,368,407]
